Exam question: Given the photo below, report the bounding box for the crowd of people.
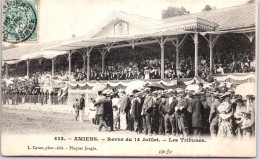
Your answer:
[5,45,256,83]
[1,77,68,106]
[87,82,255,138]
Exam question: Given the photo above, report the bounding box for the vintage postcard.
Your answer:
[1,0,257,157]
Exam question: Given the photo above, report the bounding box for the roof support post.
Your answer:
[37,58,43,65]
[209,35,213,73]
[86,47,93,81]
[158,37,167,79]
[68,51,72,81]
[155,36,169,79]
[102,54,105,74]
[193,33,199,77]
[80,50,87,74]
[161,43,165,79]
[87,54,90,81]
[175,38,180,73]
[5,63,8,79]
[51,57,56,78]
[171,34,188,74]
[26,60,30,78]
[201,34,220,72]
[244,32,255,43]
[98,49,108,74]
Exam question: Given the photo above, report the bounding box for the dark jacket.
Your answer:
[209,100,220,123]
[131,97,142,118]
[142,95,153,114]
[191,97,204,128]
[95,97,111,115]
[164,97,178,115]
[159,98,166,117]
[79,97,85,110]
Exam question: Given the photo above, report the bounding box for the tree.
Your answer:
[247,0,255,4]
[161,6,190,19]
[202,4,216,12]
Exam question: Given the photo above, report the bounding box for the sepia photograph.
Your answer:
[1,0,258,157]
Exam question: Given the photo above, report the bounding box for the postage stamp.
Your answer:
[2,0,38,43]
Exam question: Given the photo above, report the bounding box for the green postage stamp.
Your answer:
[2,0,39,43]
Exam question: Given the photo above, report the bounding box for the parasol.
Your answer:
[235,83,255,97]
[91,83,107,93]
[185,84,199,93]
[148,82,165,90]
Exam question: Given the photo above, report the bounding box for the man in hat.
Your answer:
[219,83,228,93]
[200,92,211,135]
[198,83,205,92]
[118,90,131,130]
[164,89,178,136]
[186,90,194,134]
[158,91,167,135]
[190,92,204,137]
[104,92,114,131]
[151,91,160,135]
[79,94,85,122]
[130,92,143,134]
[209,93,221,138]
[175,90,189,137]
[94,92,110,131]
[142,88,153,135]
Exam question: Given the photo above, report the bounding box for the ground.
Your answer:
[1,106,99,134]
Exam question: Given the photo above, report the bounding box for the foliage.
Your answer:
[202,4,216,12]
[161,6,190,19]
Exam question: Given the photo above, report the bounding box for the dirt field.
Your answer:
[1,106,99,134]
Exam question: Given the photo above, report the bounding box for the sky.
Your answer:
[4,0,249,46]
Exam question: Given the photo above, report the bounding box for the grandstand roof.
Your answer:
[2,3,256,62]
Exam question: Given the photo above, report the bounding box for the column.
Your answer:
[175,38,180,72]
[209,35,213,72]
[102,53,105,73]
[68,51,71,80]
[87,54,90,81]
[82,53,86,74]
[51,58,55,77]
[194,33,199,77]
[160,42,165,79]
[5,63,8,79]
[26,60,30,77]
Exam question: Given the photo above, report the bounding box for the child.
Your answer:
[113,106,120,130]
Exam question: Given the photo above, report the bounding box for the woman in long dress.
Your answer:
[217,99,233,138]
